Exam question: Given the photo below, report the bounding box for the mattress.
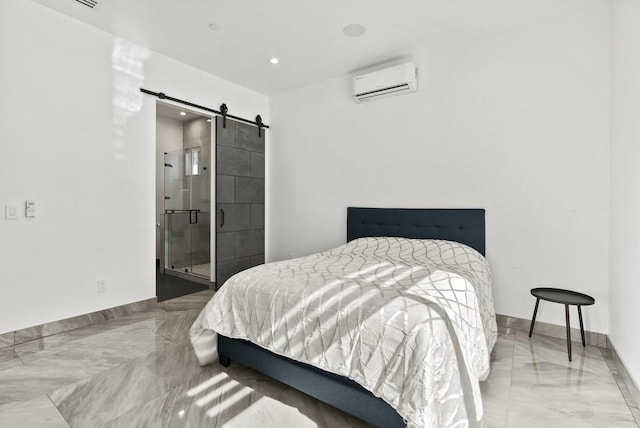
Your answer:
[190,237,497,428]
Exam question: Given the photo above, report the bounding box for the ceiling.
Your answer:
[32,0,604,95]
[156,102,209,122]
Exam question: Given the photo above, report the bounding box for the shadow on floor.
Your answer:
[156,267,209,302]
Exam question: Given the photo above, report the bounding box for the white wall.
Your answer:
[610,0,640,393]
[269,4,610,333]
[0,0,267,334]
[155,116,183,261]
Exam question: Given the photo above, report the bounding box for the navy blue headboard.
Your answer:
[347,207,486,256]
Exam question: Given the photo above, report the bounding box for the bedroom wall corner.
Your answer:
[268,2,611,335]
[609,0,640,400]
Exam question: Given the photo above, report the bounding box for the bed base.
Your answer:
[217,207,486,427]
[218,336,405,427]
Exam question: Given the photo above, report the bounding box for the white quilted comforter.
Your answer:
[190,237,497,428]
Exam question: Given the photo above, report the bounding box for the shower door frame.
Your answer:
[159,104,215,287]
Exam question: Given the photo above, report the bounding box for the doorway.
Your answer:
[156,103,213,301]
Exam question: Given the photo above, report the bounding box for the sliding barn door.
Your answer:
[215,117,265,289]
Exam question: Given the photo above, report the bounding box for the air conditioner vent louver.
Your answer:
[353,63,418,103]
[354,84,411,101]
[75,0,100,9]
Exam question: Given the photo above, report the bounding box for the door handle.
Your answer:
[220,209,225,228]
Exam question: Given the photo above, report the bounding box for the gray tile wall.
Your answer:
[183,117,211,145]
[215,118,265,287]
[217,146,250,176]
[251,152,265,178]
[216,175,235,204]
[216,204,251,232]
[216,233,235,262]
[235,177,264,204]
[235,230,264,258]
[215,119,236,148]
[236,124,265,153]
[250,255,265,265]
[251,204,264,229]
[216,257,253,286]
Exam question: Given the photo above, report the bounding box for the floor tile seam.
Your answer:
[0,396,40,413]
[93,374,190,428]
[46,393,72,428]
[504,333,516,428]
[31,355,147,410]
[96,382,179,428]
[47,341,190,403]
[151,313,194,343]
[0,349,24,372]
[16,350,25,365]
[45,361,164,427]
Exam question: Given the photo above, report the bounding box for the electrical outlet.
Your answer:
[5,204,18,220]
[288,253,295,259]
[97,279,108,293]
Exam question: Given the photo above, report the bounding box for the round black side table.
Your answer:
[528,287,595,361]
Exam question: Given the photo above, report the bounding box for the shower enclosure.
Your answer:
[164,146,211,280]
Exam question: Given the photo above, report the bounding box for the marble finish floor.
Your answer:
[0,291,637,427]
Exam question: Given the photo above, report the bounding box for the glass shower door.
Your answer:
[164,147,210,279]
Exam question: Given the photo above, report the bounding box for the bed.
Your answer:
[190,208,497,428]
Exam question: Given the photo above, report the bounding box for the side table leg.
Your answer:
[578,305,586,347]
[529,298,540,337]
[565,304,572,362]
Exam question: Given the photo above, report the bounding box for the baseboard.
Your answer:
[2,303,637,417]
[606,339,640,421]
[496,313,608,348]
[0,297,157,348]
[496,313,640,419]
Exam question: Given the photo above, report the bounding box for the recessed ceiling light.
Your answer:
[343,24,366,37]
[180,112,186,116]
[270,57,279,65]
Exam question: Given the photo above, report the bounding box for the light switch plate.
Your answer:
[5,204,18,220]
[25,200,35,218]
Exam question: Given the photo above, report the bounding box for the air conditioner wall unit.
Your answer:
[353,62,418,103]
